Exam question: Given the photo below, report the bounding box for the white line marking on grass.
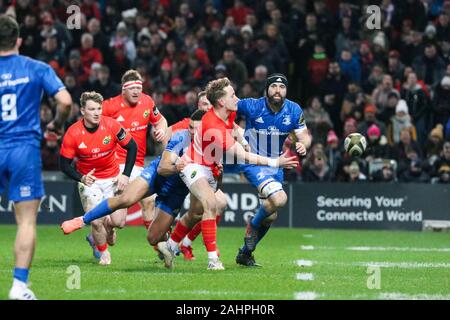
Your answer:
[294,291,318,300]
[379,292,450,300]
[354,261,450,269]
[296,260,314,267]
[347,246,450,252]
[301,245,314,250]
[303,234,313,238]
[62,288,290,298]
[296,273,314,281]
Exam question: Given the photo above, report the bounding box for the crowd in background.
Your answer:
[2,0,449,183]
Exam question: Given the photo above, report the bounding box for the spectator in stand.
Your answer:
[304,96,333,145]
[219,47,248,87]
[399,156,430,183]
[400,72,430,146]
[425,124,445,168]
[244,33,282,76]
[362,64,384,95]
[321,61,349,135]
[80,32,103,70]
[432,75,450,126]
[163,77,186,107]
[226,0,253,27]
[431,141,450,178]
[325,130,342,178]
[358,41,374,85]
[334,16,359,57]
[387,99,418,146]
[80,0,101,21]
[434,164,450,183]
[436,12,450,42]
[87,18,111,65]
[364,124,391,162]
[345,161,367,183]
[302,150,334,182]
[20,14,41,59]
[372,74,399,119]
[379,91,400,123]
[63,73,83,104]
[387,50,405,86]
[307,43,330,96]
[338,48,361,84]
[64,50,89,86]
[357,104,387,137]
[372,162,396,182]
[412,43,446,90]
[392,128,423,173]
[250,65,268,96]
[109,21,136,62]
[89,65,120,99]
[36,35,65,67]
[41,132,60,171]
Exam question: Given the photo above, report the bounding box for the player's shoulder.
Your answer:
[239,97,264,107]
[64,119,83,138]
[284,99,303,113]
[140,93,155,106]
[101,115,121,128]
[171,128,190,141]
[102,95,121,108]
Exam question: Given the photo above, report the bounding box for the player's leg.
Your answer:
[237,165,285,266]
[61,177,150,234]
[181,189,227,260]
[10,200,40,300]
[140,194,156,230]
[5,145,43,299]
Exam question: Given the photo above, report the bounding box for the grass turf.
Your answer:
[0,225,449,300]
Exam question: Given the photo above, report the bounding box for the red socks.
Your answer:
[201,219,217,253]
[143,220,152,230]
[187,221,202,241]
[170,221,190,243]
[96,243,108,252]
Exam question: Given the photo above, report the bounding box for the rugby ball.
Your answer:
[344,133,367,157]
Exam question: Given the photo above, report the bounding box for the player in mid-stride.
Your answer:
[235,73,311,267]
[0,15,72,299]
[157,77,300,270]
[59,91,137,265]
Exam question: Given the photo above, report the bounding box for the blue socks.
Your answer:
[250,206,270,228]
[13,267,29,283]
[256,224,271,245]
[83,199,113,224]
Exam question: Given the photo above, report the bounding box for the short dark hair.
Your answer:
[190,109,206,121]
[0,15,19,51]
[121,69,143,86]
[80,91,104,107]
[205,77,231,107]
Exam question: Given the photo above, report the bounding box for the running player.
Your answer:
[0,15,72,300]
[60,91,137,265]
[60,110,228,269]
[101,69,167,230]
[235,73,311,267]
[157,77,299,270]
[83,70,167,256]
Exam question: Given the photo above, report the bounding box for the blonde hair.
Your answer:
[80,91,103,107]
[121,69,143,86]
[205,77,230,107]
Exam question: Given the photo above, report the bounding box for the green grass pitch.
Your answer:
[0,225,449,300]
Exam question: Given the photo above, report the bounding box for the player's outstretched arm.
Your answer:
[229,142,298,169]
[152,117,169,143]
[157,150,185,176]
[47,89,72,134]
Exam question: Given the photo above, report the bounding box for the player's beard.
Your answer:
[268,94,285,109]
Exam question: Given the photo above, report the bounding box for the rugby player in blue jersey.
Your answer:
[235,73,311,266]
[0,15,72,299]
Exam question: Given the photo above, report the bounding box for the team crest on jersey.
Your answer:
[143,109,150,118]
[191,170,197,179]
[282,115,291,126]
[103,135,111,145]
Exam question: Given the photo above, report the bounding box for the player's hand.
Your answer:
[153,129,166,142]
[46,120,64,138]
[116,174,129,192]
[175,157,187,172]
[296,142,307,156]
[81,169,96,186]
[277,151,299,169]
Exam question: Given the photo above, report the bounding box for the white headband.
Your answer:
[122,80,143,89]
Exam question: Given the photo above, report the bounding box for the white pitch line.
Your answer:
[301,245,314,250]
[294,291,318,300]
[303,234,313,238]
[296,273,314,281]
[296,259,314,267]
[292,261,450,269]
[379,292,450,300]
[347,246,450,252]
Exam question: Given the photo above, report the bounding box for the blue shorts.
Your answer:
[140,158,188,217]
[240,164,284,188]
[223,164,241,175]
[0,144,44,202]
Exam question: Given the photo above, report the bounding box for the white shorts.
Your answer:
[78,176,118,211]
[180,163,217,191]
[119,164,143,181]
